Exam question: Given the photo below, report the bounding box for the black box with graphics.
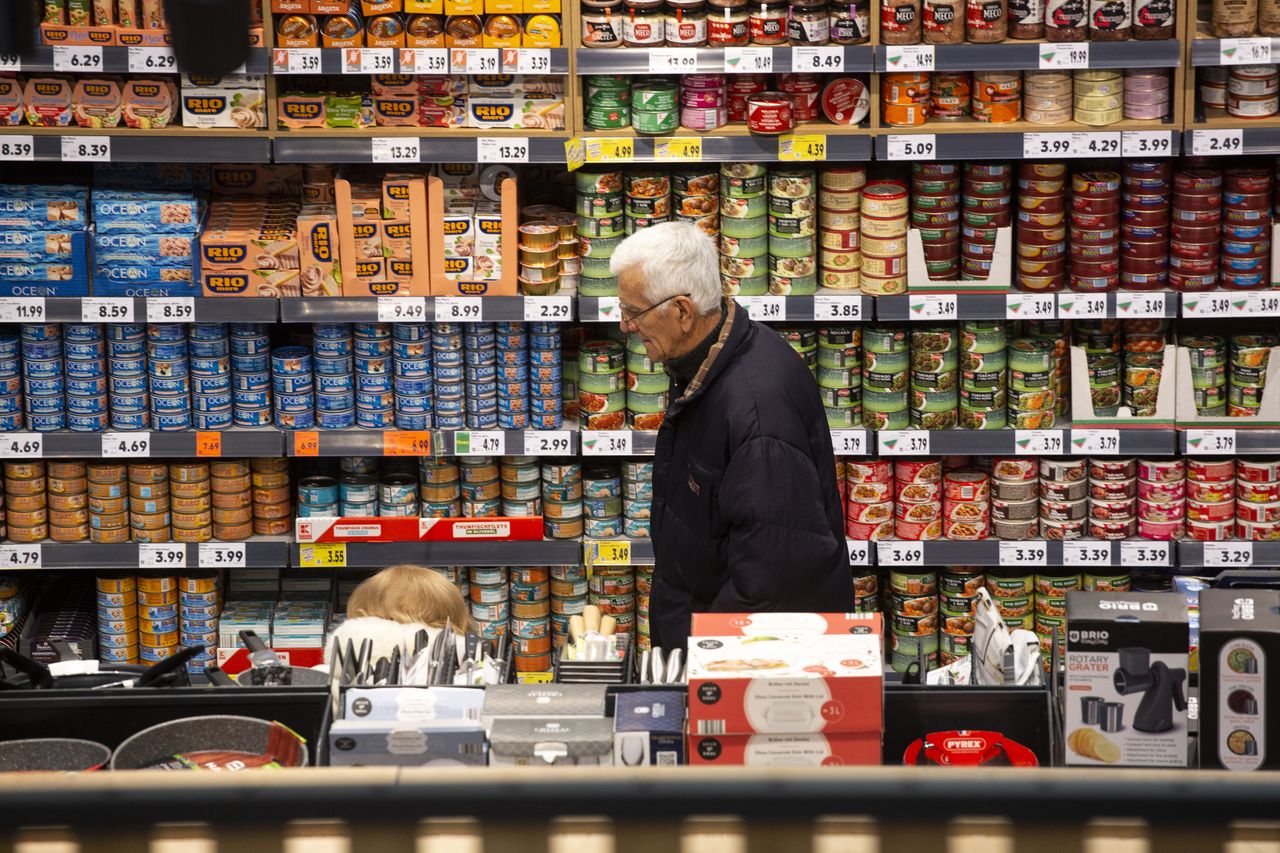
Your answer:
[1200,589,1280,771]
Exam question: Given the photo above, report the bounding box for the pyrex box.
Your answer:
[1199,589,1280,771]
[328,686,487,767]
[480,683,607,733]
[1065,592,1189,768]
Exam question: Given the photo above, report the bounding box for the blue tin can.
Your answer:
[25,394,63,415]
[0,412,22,430]
[191,375,231,395]
[275,410,316,430]
[432,349,463,368]
[354,355,389,375]
[434,364,464,383]
[272,347,312,374]
[529,381,560,398]
[530,364,564,382]
[234,389,271,409]
[189,339,230,359]
[496,365,531,382]
[393,340,430,359]
[25,376,63,396]
[394,358,431,379]
[106,323,145,341]
[317,391,355,410]
[341,500,378,516]
[64,360,104,380]
[0,338,16,361]
[190,323,227,340]
[0,396,20,415]
[341,476,378,502]
[312,337,353,358]
[149,358,189,379]
[393,323,431,341]
[530,396,563,415]
[466,411,499,429]
[313,323,351,339]
[193,409,233,430]
[498,412,531,430]
[275,392,314,413]
[108,340,145,359]
[231,353,269,373]
[147,324,186,342]
[234,407,272,427]
[68,376,107,396]
[24,357,62,379]
[355,338,392,358]
[192,394,232,413]
[21,324,60,341]
[67,411,108,433]
[393,376,433,397]
[64,340,105,359]
[353,322,390,338]
[149,376,189,396]
[464,363,499,383]
[272,374,314,395]
[111,411,150,430]
[395,412,431,430]
[356,373,392,393]
[147,341,188,361]
[190,356,230,375]
[496,349,529,367]
[0,376,18,394]
[233,371,270,392]
[315,373,353,393]
[356,407,394,429]
[66,394,107,415]
[312,356,352,376]
[395,394,432,414]
[530,333,561,349]
[357,390,395,410]
[435,413,464,430]
[316,408,355,430]
[297,502,338,517]
[28,412,65,431]
[298,476,339,505]
[153,411,192,431]
[109,357,146,376]
[435,395,465,415]
[230,335,270,356]
[151,394,190,413]
[497,396,529,414]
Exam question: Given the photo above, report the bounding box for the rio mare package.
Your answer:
[1064,591,1189,768]
[1200,589,1280,771]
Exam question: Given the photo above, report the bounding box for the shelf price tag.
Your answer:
[1056,293,1107,318]
[293,431,320,457]
[384,430,432,456]
[0,298,44,322]
[101,432,150,457]
[584,138,634,163]
[654,137,702,161]
[377,296,427,322]
[455,430,503,456]
[146,297,194,323]
[299,543,347,568]
[1015,429,1063,455]
[127,46,177,72]
[350,48,394,74]
[371,137,419,164]
[792,45,846,72]
[1181,293,1239,317]
[516,671,554,684]
[882,44,932,72]
[1247,292,1280,315]
[830,429,868,456]
[0,54,20,71]
[0,544,41,569]
[1063,540,1112,567]
[0,136,34,161]
[399,48,448,73]
[1000,540,1047,567]
[724,46,773,73]
[82,297,133,322]
[456,48,500,73]
[878,430,930,455]
[1186,428,1236,455]
[61,136,110,162]
[1038,42,1089,69]
[1120,540,1170,567]
[1220,37,1272,65]
[649,48,698,73]
[581,430,632,456]
[878,541,924,566]
[592,540,632,566]
[139,543,186,570]
[813,293,863,321]
[1192,129,1244,156]
[885,134,935,161]
[1070,428,1120,455]
[908,293,957,320]
[1204,542,1254,567]
[514,48,551,73]
[1122,130,1174,157]
[0,433,42,458]
[275,48,321,73]
[564,138,586,172]
[593,296,621,322]
[53,45,103,72]
[199,542,246,568]
[846,540,871,566]
[477,136,529,163]
[1006,293,1056,320]
[1116,291,1166,318]
[1023,131,1119,159]
[195,432,222,458]
[524,296,572,322]
[740,295,785,321]
[436,297,483,321]
[525,430,572,455]
[778,134,826,161]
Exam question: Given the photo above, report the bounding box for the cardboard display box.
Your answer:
[1199,588,1280,771]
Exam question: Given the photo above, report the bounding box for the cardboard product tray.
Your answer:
[1070,343,1176,428]
[295,515,545,543]
[906,226,1013,295]
[1176,344,1280,428]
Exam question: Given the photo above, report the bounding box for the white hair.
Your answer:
[609,221,721,314]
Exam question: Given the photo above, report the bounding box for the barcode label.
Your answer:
[696,720,726,735]
[656,751,678,766]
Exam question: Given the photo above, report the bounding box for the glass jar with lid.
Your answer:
[623,0,666,45]
[749,1,788,42]
[665,2,709,44]
[707,4,751,43]
[787,0,830,43]
[829,0,870,41]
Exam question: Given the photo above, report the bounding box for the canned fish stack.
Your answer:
[881,72,929,128]
[959,321,1006,429]
[672,169,719,247]
[470,566,509,641]
[963,163,1011,283]
[4,462,46,544]
[1124,70,1170,121]
[930,72,970,120]
[974,71,1021,123]
[1086,457,1138,541]
[64,324,107,432]
[1186,458,1236,541]
[846,459,895,540]
[895,459,942,541]
[1074,70,1123,126]
[1007,338,1055,429]
[636,564,654,649]
[819,167,863,291]
[888,569,938,673]
[511,566,552,672]
[309,325,353,430]
[624,170,672,234]
[861,326,909,430]
[579,340,626,430]
[433,323,465,430]
[501,456,542,518]
[631,79,680,136]
[551,565,588,648]
[623,460,653,539]
[1022,71,1070,125]
[297,472,337,517]
[1238,459,1280,540]
[212,460,253,541]
[148,325,192,432]
[130,463,171,544]
[819,326,861,428]
[1039,458,1087,540]
[0,335,18,431]
[465,324,499,431]
[382,467,420,518]
[109,325,150,431]
[232,324,273,428]
[180,572,220,674]
[48,461,87,543]
[591,566,637,637]
[1079,321,1122,416]
[335,458,376,515]
[393,323,433,431]
[910,326,958,430]
[1034,574,1076,668]
[517,219,566,297]
[1121,161,1171,292]
[1125,321,1166,417]
[940,568,983,665]
[87,462,127,543]
[421,458,461,517]
[575,170,623,297]
[1183,334,1228,416]
[97,574,137,665]
[988,573,1033,633]
[1136,458,1186,542]
[721,163,768,297]
[355,323,394,431]
[543,460,583,540]
[463,457,502,518]
[911,163,960,281]
[1033,321,1071,419]
[582,75,630,131]
[23,324,64,432]
[584,464,623,538]
[271,344,315,431]
[190,324,232,431]
[251,458,292,536]
[626,334,668,430]
[1171,167,1221,293]
[860,180,909,295]
[171,462,212,543]
[1016,162,1068,292]
[1071,170,1121,293]
[1221,168,1273,291]
[943,471,990,540]
[528,322,564,430]
[768,166,818,296]
[138,575,178,664]
[1231,334,1275,416]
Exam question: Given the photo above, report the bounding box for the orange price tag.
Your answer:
[293,431,320,456]
[384,430,431,456]
[195,431,221,457]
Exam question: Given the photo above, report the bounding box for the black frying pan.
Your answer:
[0,644,201,690]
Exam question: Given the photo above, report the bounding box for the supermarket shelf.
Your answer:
[5,429,286,458]
[875,538,1174,568]
[1177,541,1280,570]
[0,127,271,163]
[270,47,569,75]
[1189,36,1280,65]
[12,45,269,74]
[579,292,872,323]
[272,130,572,164]
[283,428,576,457]
[876,427,1176,456]
[584,537,655,566]
[0,538,291,571]
[575,45,875,75]
[578,127,873,162]
[1187,114,1280,155]
[279,296,573,323]
[293,539,579,568]
[875,290,1179,321]
[28,297,278,324]
[1181,428,1280,455]
[875,123,1181,161]
[879,39,1180,72]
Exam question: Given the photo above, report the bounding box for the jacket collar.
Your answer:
[669,299,748,417]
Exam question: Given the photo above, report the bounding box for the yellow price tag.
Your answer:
[779,133,827,161]
[654,136,702,161]
[564,137,585,172]
[299,542,347,568]
[593,539,632,566]
[584,137,635,163]
[516,671,554,684]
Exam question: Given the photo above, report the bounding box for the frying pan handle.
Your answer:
[240,630,270,655]
[0,645,53,688]
[50,640,81,662]
[203,665,235,686]
[134,644,204,687]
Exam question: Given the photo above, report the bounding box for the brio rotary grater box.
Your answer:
[1199,589,1280,771]
[1065,592,1189,768]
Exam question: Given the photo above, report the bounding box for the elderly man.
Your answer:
[610,221,853,652]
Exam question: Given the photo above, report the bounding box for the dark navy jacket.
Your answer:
[649,300,853,651]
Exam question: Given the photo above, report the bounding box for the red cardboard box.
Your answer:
[688,732,882,766]
[295,515,545,543]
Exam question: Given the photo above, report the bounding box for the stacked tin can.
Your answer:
[1237,459,1280,540]
[528,321,564,430]
[1171,167,1221,293]
[129,463,171,544]
[251,458,292,536]
[911,163,961,281]
[1016,162,1068,293]
[543,460,583,540]
[1222,168,1273,291]
[591,565,637,636]
[420,457,461,518]
[958,321,1006,429]
[1225,66,1278,120]
[87,462,127,543]
[768,166,818,295]
[392,322,433,430]
[147,325,191,432]
[635,564,654,649]
[432,322,466,429]
[576,169,624,297]
[137,574,178,663]
[97,574,137,665]
[465,323,499,430]
[584,463,623,538]
[910,326,958,430]
[510,566,552,672]
[1006,337,1055,428]
[519,218,565,296]
[963,163,1011,282]
[894,459,942,541]
[943,471,990,540]
[231,324,273,428]
[170,462,212,543]
[48,461,87,542]
[382,464,421,517]
[1136,458,1185,541]
[0,333,20,431]
[888,569,937,673]
[940,567,984,664]
[470,566,509,641]
[845,459,894,540]
[631,78,681,135]
[819,326,861,428]
[179,571,220,674]
[1121,161,1171,292]
[861,326,908,430]
[579,339,627,430]
[1072,70,1123,126]
[271,343,315,431]
[973,71,1021,122]
[1039,458,1087,540]
[462,457,501,518]
[860,180,909,295]
[1123,321,1166,417]
[1078,320,1121,416]
[1089,457,1142,539]
[720,163,768,296]
[1124,70,1169,121]
[623,170,671,237]
[987,457,1039,540]
[63,324,107,433]
[1182,333,1227,416]
[296,473,337,517]
[1022,70,1071,125]
[1071,170,1121,293]
[881,71,929,127]
[583,75,631,131]
[551,564,588,647]
[625,333,667,431]
[781,327,817,373]
[5,462,46,543]
[336,457,377,516]
[500,456,541,519]
[1028,321,1070,419]
[1035,573,1076,668]
[1185,458,1235,541]
[930,72,971,120]
[622,460,652,538]
[354,322,393,431]
[819,167,863,291]
[211,460,253,541]
[22,324,64,432]
[988,572,1034,632]
[1231,334,1275,415]
[189,324,233,431]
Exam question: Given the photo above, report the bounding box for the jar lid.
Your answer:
[707,0,751,9]
[790,0,828,9]
[624,0,666,9]
[581,0,623,8]
[666,0,708,8]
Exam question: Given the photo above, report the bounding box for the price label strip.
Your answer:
[1006,293,1056,320]
[276,48,321,74]
[0,544,41,570]
[1116,292,1167,318]
[198,543,247,568]
[792,45,846,72]
[830,429,868,456]
[0,433,42,458]
[477,136,529,164]
[885,134,936,161]
[61,136,111,162]
[0,135,34,161]
[0,297,45,322]
[1185,428,1236,455]
[1038,42,1089,69]
[523,296,573,322]
[355,48,394,74]
[1192,129,1244,157]
[127,46,177,72]
[584,138,634,163]
[883,44,933,72]
[1057,293,1107,318]
[377,296,427,323]
[1121,130,1174,157]
[581,430,633,456]
[399,48,448,74]
[1120,540,1171,567]
[524,430,572,455]
[878,430,930,455]
[1220,37,1272,65]
[293,431,320,457]
[299,543,347,568]
[813,293,863,321]
[591,539,633,567]
[1063,540,1113,566]
[455,430,504,455]
[649,48,698,73]
[1023,131,1120,159]
[1181,293,1240,318]
[877,541,924,566]
[384,430,432,456]
[654,137,702,161]
[778,134,826,161]
[82,297,133,323]
[101,431,150,458]
[138,543,186,570]
[514,48,552,73]
[146,297,194,323]
[1015,429,1063,455]
[195,432,221,458]
[1071,428,1121,455]
[845,539,871,566]
[1203,542,1254,567]
[1249,292,1280,315]
[53,46,103,72]
[372,137,420,164]
[724,46,773,73]
[740,295,785,321]
[436,296,483,321]
[593,296,621,322]
[909,294,957,320]
[1000,540,1048,567]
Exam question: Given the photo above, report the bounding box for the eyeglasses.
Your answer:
[619,293,690,324]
